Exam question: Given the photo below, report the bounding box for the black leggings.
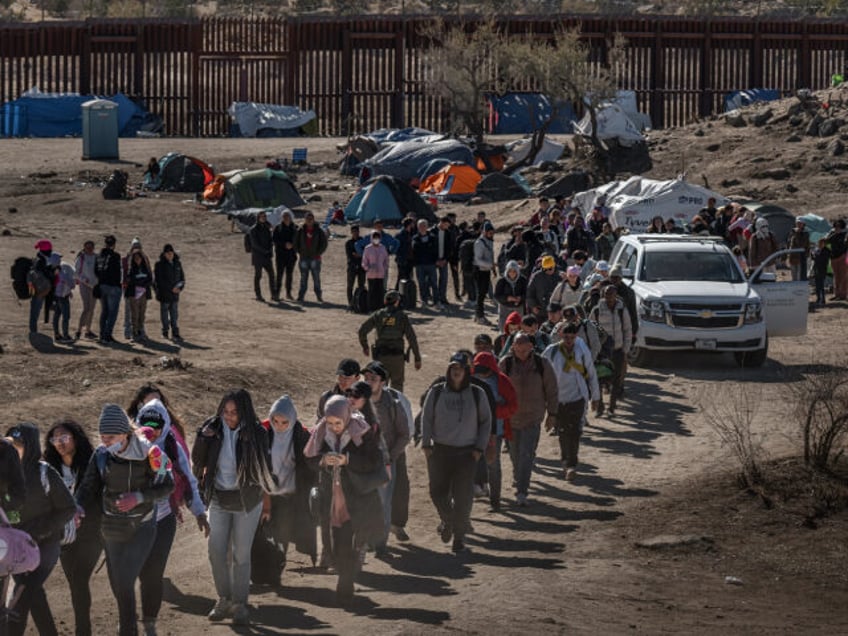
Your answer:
[59,535,103,636]
[138,513,178,621]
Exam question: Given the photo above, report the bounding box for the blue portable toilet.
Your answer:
[82,99,119,160]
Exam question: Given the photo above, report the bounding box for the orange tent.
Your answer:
[418,163,482,201]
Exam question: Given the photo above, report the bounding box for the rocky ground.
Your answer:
[1,92,847,634]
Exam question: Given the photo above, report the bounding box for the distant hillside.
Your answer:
[4,0,847,22]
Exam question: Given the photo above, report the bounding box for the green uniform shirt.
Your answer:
[358,306,421,362]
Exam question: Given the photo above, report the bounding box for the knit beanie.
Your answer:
[99,403,131,435]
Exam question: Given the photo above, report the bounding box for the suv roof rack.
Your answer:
[635,235,724,244]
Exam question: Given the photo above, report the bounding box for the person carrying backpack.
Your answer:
[420,353,492,553]
[75,405,174,636]
[5,423,76,636]
[589,284,633,415]
[499,333,559,506]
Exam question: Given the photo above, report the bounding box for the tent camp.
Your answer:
[145,153,215,192]
[229,205,290,233]
[362,138,474,182]
[215,168,306,211]
[345,176,436,226]
[573,102,646,147]
[475,172,533,202]
[419,163,482,201]
[572,177,729,232]
[505,137,565,167]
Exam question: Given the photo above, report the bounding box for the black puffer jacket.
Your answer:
[10,423,75,544]
[154,255,185,303]
[0,438,26,514]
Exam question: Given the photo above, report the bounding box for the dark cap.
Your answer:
[473,333,493,345]
[335,358,361,377]
[363,360,388,382]
[351,223,360,231]
[385,289,401,304]
[104,234,117,246]
[162,243,174,253]
[346,380,372,400]
[138,409,165,429]
[483,221,495,232]
[547,301,563,312]
[449,352,469,367]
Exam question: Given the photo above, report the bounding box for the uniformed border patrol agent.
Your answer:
[358,290,421,392]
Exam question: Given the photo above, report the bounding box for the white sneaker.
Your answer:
[208,598,232,622]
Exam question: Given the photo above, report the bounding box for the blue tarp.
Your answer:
[366,127,438,144]
[363,138,474,182]
[488,93,576,134]
[723,89,781,112]
[1,91,156,137]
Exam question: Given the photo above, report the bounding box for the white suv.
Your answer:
[609,235,808,367]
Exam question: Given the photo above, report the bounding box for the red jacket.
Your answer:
[472,351,518,438]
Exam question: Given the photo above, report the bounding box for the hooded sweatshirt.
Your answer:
[137,399,205,521]
[420,364,492,452]
[267,395,298,495]
[472,351,518,437]
[494,260,528,310]
[496,311,523,358]
[8,422,76,544]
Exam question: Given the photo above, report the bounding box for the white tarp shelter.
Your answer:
[573,102,646,147]
[228,102,316,137]
[572,176,730,233]
[505,137,565,166]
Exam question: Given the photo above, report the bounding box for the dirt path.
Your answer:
[1,138,846,635]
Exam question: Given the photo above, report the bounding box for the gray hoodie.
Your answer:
[421,366,491,452]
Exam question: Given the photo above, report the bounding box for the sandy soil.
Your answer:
[1,131,847,635]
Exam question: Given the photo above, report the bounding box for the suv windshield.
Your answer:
[640,250,744,283]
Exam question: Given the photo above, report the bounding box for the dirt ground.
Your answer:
[1,130,847,635]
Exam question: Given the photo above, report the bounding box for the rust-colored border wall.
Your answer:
[1,16,847,136]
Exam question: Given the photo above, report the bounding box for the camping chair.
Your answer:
[292,148,308,165]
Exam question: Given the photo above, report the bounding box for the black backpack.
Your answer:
[243,233,252,253]
[352,286,369,314]
[102,170,128,200]
[459,239,476,272]
[10,256,32,300]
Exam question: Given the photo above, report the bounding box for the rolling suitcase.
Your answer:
[353,286,369,314]
[399,279,417,309]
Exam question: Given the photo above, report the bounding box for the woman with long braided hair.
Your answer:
[191,388,275,627]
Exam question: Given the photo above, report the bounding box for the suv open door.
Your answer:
[749,249,809,337]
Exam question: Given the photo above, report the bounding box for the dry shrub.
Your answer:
[698,383,767,488]
[790,368,848,471]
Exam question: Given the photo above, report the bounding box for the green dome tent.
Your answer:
[218,168,305,211]
[344,175,436,227]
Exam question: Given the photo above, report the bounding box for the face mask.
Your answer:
[371,238,380,245]
[105,441,124,454]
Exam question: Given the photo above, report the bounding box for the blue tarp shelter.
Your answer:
[723,89,781,112]
[363,138,474,183]
[487,93,576,134]
[344,176,436,227]
[1,90,159,137]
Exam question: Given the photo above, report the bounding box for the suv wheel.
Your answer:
[628,344,651,367]
[734,337,768,368]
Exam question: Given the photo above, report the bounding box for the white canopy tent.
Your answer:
[572,176,730,233]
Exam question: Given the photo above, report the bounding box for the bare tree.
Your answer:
[419,17,505,168]
[790,368,848,471]
[698,384,767,488]
[502,28,626,171]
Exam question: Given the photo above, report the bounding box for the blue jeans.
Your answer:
[159,300,179,336]
[29,295,45,333]
[98,284,122,339]
[508,424,541,496]
[207,500,262,605]
[416,264,437,303]
[298,258,322,298]
[103,519,157,636]
[436,263,449,303]
[9,540,61,636]
[53,296,71,337]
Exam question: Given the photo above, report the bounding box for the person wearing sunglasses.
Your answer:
[5,423,76,636]
[135,399,209,636]
[43,418,100,636]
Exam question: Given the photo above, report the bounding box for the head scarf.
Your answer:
[268,395,298,493]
